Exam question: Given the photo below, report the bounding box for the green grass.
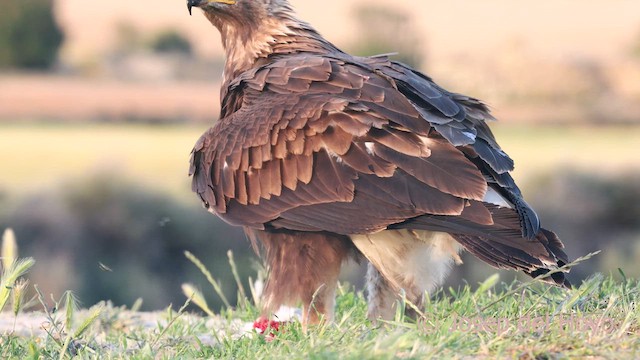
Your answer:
[1,273,639,359]
[0,243,638,359]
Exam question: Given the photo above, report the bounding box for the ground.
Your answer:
[1,272,639,359]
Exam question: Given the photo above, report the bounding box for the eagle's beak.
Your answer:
[187,0,201,16]
[187,0,236,15]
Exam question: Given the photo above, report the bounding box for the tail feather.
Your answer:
[451,231,570,288]
[391,204,571,288]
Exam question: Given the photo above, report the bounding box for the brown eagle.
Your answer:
[187,0,570,324]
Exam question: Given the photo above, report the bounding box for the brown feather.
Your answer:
[296,154,313,184]
[250,146,263,169]
[259,162,272,200]
[321,126,353,155]
[235,171,248,205]
[368,128,430,157]
[374,140,487,201]
[270,159,282,197]
[273,132,288,159]
[239,149,250,172]
[459,200,494,226]
[289,61,332,82]
[312,151,356,202]
[287,129,306,155]
[350,111,389,129]
[246,170,262,205]
[334,114,370,136]
[281,155,299,190]
[340,143,396,176]
[221,162,235,199]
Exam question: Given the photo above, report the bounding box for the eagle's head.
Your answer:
[187,0,292,24]
[187,0,336,81]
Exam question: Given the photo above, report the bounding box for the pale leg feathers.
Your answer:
[352,230,462,321]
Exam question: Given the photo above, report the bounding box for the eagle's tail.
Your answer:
[451,228,571,288]
[394,204,571,288]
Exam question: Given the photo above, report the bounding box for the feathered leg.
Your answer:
[365,263,398,321]
[352,230,462,321]
[247,229,351,325]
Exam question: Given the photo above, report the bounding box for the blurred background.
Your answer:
[1,0,639,311]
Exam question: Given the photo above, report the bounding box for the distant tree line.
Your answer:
[0,0,64,69]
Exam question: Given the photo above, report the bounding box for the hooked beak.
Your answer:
[187,0,200,16]
[187,0,236,16]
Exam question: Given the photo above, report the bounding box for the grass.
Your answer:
[1,233,639,359]
[1,272,640,358]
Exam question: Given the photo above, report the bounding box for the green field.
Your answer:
[2,123,639,199]
[0,124,205,199]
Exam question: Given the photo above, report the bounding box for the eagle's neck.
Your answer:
[205,9,340,84]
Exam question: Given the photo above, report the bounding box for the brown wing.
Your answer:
[190,54,488,232]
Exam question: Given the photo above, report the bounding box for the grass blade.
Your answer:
[74,304,103,338]
[64,291,78,331]
[227,250,248,308]
[181,283,215,316]
[12,278,28,316]
[2,228,18,272]
[474,274,500,298]
[0,257,35,312]
[184,251,231,309]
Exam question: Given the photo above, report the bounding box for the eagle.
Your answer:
[187,0,570,324]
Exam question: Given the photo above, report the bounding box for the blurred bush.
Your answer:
[2,174,251,311]
[112,24,193,57]
[527,171,640,280]
[105,23,207,81]
[149,30,193,56]
[349,5,425,69]
[0,0,64,69]
[112,21,145,57]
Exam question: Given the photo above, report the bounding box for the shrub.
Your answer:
[150,30,193,55]
[3,174,251,311]
[0,0,64,69]
[527,171,640,279]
